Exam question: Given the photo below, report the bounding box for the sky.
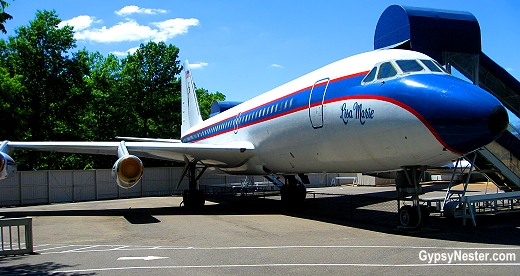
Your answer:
[2,0,520,104]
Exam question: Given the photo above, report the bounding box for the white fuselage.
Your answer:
[181,49,504,175]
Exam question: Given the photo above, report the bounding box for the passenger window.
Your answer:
[396,60,424,73]
[377,62,397,79]
[420,59,444,73]
[363,67,377,83]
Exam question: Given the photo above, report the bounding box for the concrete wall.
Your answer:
[0,168,189,207]
[0,168,380,207]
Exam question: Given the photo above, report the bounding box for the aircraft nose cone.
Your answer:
[406,75,510,154]
[488,105,508,136]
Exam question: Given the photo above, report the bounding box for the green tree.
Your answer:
[121,41,182,138]
[0,66,27,140]
[84,51,123,141]
[4,10,88,140]
[0,10,91,168]
[0,11,227,169]
[196,88,226,120]
[0,0,13,34]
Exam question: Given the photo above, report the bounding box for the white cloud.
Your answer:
[190,62,208,70]
[115,5,168,16]
[58,15,98,31]
[271,64,283,68]
[151,18,199,41]
[127,47,139,54]
[110,50,128,57]
[75,19,155,43]
[73,18,199,43]
[111,46,139,57]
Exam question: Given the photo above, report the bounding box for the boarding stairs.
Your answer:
[442,127,520,225]
[466,143,520,193]
[443,130,520,200]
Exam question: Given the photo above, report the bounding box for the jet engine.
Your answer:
[0,152,17,180]
[111,155,143,189]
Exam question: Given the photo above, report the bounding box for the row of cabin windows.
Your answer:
[190,98,295,140]
[362,59,446,84]
[242,98,294,124]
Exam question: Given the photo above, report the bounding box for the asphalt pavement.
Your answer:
[0,184,519,275]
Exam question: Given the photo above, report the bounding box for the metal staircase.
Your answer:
[465,141,520,192]
[442,136,520,225]
[442,128,520,211]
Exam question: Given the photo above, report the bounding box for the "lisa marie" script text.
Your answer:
[340,102,374,125]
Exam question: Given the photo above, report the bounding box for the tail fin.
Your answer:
[181,60,203,137]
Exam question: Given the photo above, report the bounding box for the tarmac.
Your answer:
[1,183,520,275]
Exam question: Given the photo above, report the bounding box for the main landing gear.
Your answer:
[396,166,430,230]
[178,162,207,208]
[280,175,307,204]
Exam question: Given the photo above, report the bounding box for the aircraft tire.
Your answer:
[182,189,206,208]
[296,184,307,201]
[399,205,419,228]
[443,201,461,218]
[280,184,306,204]
[280,185,292,203]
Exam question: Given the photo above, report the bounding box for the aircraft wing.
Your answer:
[5,141,256,167]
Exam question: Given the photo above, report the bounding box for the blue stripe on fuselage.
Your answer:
[181,72,501,154]
[180,72,367,143]
[337,74,503,153]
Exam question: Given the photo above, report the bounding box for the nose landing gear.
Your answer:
[396,166,430,230]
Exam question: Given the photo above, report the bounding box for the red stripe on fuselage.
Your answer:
[182,71,369,140]
[181,70,460,155]
[324,95,461,154]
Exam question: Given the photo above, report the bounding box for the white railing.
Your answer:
[461,191,520,226]
[0,217,33,255]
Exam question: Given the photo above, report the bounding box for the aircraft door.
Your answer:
[308,78,329,129]
[233,112,242,134]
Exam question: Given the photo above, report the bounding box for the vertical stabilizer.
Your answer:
[181,60,203,137]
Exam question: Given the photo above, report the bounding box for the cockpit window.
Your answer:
[396,60,424,73]
[362,58,448,85]
[420,59,445,73]
[377,62,397,79]
[363,67,377,83]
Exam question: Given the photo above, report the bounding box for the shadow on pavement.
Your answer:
[1,189,519,247]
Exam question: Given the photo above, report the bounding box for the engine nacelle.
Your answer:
[0,152,17,180]
[111,155,144,189]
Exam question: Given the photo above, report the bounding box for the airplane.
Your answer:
[0,48,509,229]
